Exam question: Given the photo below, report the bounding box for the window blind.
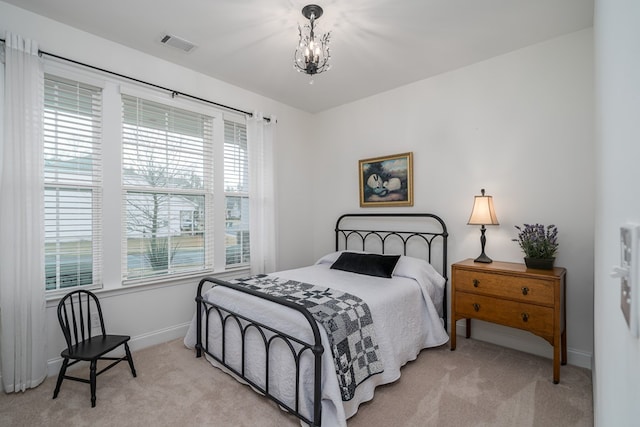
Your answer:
[44,74,102,291]
[121,94,214,281]
[224,119,250,266]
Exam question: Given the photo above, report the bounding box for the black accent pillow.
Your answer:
[330,252,401,278]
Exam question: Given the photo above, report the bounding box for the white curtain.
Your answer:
[247,112,277,275]
[0,33,47,393]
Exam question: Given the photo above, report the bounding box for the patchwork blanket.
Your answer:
[231,274,384,401]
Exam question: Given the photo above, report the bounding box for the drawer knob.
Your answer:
[473,279,479,287]
[521,286,529,296]
[473,303,480,312]
[521,312,529,322]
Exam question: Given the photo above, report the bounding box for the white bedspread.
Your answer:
[184,254,448,427]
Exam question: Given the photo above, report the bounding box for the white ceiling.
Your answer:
[5,0,594,113]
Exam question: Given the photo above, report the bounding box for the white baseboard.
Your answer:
[46,322,191,378]
[127,322,191,352]
[452,319,593,370]
[43,319,593,379]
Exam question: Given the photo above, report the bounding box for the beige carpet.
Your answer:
[0,337,592,426]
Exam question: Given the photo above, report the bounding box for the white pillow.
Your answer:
[394,255,445,289]
[317,250,446,315]
[316,250,444,288]
[315,250,367,265]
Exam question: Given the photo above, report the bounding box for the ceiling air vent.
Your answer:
[160,34,196,53]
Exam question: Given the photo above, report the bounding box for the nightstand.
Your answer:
[450,258,567,384]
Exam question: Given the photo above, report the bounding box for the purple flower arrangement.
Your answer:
[513,224,559,259]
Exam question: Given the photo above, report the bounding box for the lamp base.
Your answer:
[473,225,493,263]
[474,252,493,263]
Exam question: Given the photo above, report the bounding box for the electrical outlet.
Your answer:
[90,312,100,329]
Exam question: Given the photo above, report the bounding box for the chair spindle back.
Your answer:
[58,290,106,349]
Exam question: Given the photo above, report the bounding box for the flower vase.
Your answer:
[524,257,555,270]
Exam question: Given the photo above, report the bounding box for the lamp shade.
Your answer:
[467,189,499,226]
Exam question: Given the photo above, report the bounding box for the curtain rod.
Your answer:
[0,38,271,122]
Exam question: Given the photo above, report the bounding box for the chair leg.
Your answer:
[90,360,97,408]
[124,343,137,377]
[53,358,69,399]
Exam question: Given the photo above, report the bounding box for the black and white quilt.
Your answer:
[231,274,384,401]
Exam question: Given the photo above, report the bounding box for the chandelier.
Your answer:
[294,4,331,76]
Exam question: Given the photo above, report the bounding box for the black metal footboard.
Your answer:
[195,277,324,427]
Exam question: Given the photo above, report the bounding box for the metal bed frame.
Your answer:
[195,213,448,427]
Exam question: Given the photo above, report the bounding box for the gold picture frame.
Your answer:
[359,152,413,207]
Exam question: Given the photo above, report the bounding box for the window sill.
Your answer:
[45,266,250,308]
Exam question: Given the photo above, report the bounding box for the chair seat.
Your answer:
[61,335,131,361]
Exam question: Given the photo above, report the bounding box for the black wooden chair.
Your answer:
[53,290,137,407]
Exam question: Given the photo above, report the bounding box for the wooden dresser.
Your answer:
[450,258,567,383]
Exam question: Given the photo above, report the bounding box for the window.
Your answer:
[41,64,252,291]
[122,94,214,281]
[44,74,102,291]
[224,119,250,266]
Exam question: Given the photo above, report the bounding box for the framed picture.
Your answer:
[359,152,413,207]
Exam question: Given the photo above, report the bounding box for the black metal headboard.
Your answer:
[335,213,449,329]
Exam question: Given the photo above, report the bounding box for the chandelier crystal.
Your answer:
[294,4,331,76]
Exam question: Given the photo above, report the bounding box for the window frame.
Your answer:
[120,90,215,284]
[41,62,251,294]
[223,115,250,268]
[43,72,104,294]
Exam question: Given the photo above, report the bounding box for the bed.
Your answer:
[184,213,449,427]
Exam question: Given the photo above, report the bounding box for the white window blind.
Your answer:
[44,74,102,291]
[224,119,250,266]
[121,94,214,281]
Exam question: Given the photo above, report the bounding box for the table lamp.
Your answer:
[467,188,499,263]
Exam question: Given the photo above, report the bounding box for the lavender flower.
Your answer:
[513,224,559,259]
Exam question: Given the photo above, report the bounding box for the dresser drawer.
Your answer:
[454,269,554,305]
[455,292,554,337]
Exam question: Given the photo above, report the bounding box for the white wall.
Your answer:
[593,0,640,425]
[311,29,595,368]
[0,1,316,377]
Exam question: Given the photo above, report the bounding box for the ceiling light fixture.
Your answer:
[294,4,331,78]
